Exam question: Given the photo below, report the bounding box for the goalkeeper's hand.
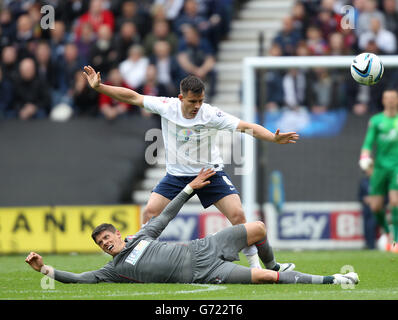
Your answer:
[359,154,373,171]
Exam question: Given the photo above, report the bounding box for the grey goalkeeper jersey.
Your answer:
[54,190,194,284]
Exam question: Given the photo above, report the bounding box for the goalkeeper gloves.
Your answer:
[359,154,373,171]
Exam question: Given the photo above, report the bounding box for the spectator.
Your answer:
[295,40,310,56]
[291,1,310,38]
[174,0,212,42]
[72,70,99,116]
[272,15,302,56]
[34,41,59,102]
[263,43,284,112]
[382,0,398,39]
[329,31,351,55]
[12,58,51,120]
[49,20,68,63]
[113,21,141,63]
[89,24,118,77]
[358,16,397,54]
[4,0,32,19]
[0,67,14,119]
[153,0,184,22]
[150,3,169,23]
[316,8,341,41]
[307,68,333,113]
[306,25,329,55]
[1,45,19,82]
[327,32,353,109]
[177,24,216,98]
[99,68,130,120]
[195,0,225,51]
[340,26,359,54]
[356,0,386,36]
[149,40,180,97]
[119,44,149,90]
[115,0,150,39]
[74,0,115,40]
[278,68,311,133]
[56,42,83,107]
[282,68,308,109]
[137,64,168,105]
[75,22,96,67]
[57,0,88,33]
[0,7,16,48]
[15,14,36,58]
[27,2,50,41]
[143,19,179,57]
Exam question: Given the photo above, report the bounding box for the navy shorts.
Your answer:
[152,171,239,208]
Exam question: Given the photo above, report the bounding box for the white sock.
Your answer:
[242,245,262,269]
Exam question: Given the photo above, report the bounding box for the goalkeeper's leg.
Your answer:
[368,195,392,250]
[389,190,398,252]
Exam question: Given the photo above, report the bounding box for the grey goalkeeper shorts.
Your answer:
[188,224,248,284]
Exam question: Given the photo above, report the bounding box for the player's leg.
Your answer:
[388,189,398,251]
[142,173,192,224]
[367,195,389,233]
[245,221,294,272]
[250,268,358,285]
[367,195,391,250]
[224,264,358,285]
[213,221,294,272]
[142,192,171,224]
[213,194,262,269]
[368,168,391,247]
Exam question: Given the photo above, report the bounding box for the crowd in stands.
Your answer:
[264,0,398,115]
[2,0,398,121]
[0,0,234,121]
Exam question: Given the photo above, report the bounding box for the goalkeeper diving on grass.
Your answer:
[25,169,358,285]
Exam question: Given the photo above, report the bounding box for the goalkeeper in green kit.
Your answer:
[359,89,398,252]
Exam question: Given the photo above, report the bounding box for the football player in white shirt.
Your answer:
[83,65,299,270]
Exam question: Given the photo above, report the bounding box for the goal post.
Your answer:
[241,55,398,222]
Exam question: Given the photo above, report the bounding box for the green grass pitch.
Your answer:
[1,250,398,300]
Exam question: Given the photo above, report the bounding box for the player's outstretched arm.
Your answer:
[142,169,216,239]
[25,252,112,284]
[237,121,299,144]
[83,65,144,107]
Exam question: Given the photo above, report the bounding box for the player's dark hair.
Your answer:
[180,75,205,96]
[91,223,116,243]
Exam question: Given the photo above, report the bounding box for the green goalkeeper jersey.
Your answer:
[361,112,398,169]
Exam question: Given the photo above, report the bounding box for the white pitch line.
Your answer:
[2,284,228,299]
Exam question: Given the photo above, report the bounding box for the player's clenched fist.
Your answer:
[25,252,44,272]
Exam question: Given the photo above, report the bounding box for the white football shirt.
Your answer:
[143,95,241,176]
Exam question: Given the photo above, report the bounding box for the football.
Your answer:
[350,52,384,86]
